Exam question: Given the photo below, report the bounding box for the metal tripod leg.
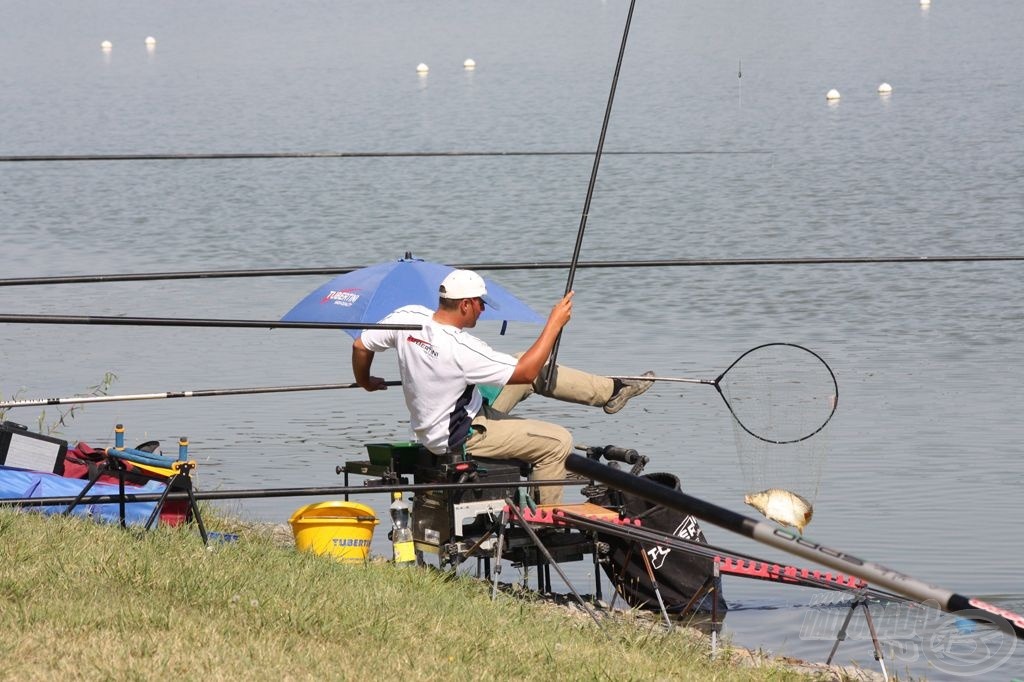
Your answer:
[62,466,104,517]
[143,473,178,531]
[637,542,673,631]
[861,599,889,681]
[826,596,888,681]
[491,507,508,601]
[505,498,604,630]
[710,560,721,657]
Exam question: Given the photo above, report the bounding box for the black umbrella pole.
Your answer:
[565,454,1024,639]
[0,478,571,508]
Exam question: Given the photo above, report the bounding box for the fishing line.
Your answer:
[2,255,1018,288]
[611,342,838,445]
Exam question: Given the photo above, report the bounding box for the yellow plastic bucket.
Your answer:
[289,501,379,563]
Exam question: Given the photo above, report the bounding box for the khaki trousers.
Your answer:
[465,363,614,505]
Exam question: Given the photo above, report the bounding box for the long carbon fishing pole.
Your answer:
[546,0,637,385]
[0,478,571,507]
[0,150,769,163]
[0,381,403,409]
[1,255,1020,288]
[565,454,1024,640]
[0,313,419,331]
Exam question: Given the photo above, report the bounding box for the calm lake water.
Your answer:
[2,1,1022,678]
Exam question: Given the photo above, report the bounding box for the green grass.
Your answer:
[0,510,827,681]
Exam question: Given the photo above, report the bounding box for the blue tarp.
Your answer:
[0,465,167,526]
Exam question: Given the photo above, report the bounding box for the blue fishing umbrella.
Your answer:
[281,255,544,338]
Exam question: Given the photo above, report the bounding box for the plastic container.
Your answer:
[289,501,378,562]
[365,441,422,473]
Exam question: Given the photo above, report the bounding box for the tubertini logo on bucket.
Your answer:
[331,538,372,547]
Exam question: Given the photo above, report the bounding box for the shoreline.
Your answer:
[260,521,885,681]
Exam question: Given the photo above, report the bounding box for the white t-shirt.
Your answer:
[360,305,517,454]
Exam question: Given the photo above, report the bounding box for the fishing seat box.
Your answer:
[412,455,524,552]
[0,421,68,475]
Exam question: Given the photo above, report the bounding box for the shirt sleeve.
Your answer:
[359,326,398,352]
[360,306,426,352]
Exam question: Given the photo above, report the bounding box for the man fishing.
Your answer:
[351,269,654,505]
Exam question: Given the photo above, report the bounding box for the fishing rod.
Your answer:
[546,0,637,385]
[565,454,1024,640]
[0,313,420,331]
[556,509,914,604]
[0,477,573,507]
[1,254,1020,288]
[0,381,403,409]
[0,150,770,163]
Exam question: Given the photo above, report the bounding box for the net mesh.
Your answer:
[717,344,837,513]
[717,343,837,445]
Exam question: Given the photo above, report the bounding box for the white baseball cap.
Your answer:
[438,270,499,308]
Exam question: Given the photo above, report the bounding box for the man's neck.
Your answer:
[432,309,465,329]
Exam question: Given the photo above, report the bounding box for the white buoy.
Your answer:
[878,82,893,94]
[463,58,476,70]
[920,0,931,6]
[416,63,429,74]
[826,88,841,101]
[101,40,113,51]
[145,36,157,47]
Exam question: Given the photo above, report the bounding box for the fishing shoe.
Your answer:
[603,371,655,414]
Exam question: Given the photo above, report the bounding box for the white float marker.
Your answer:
[101,40,113,51]
[463,58,476,70]
[826,88,841,101]
[145,36,157,48]
[878,82,892,95]
[416,63,429,74]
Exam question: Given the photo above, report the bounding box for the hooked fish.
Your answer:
[744,488,814,534]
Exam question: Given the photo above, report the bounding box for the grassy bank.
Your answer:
[0,510,829,681]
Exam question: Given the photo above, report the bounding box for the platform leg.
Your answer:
[825,598,860,665]
[505,498,604,630]
[62,468,103,517]
[860,599,889,681]
[491,508,508,601]
[638,543,673,631]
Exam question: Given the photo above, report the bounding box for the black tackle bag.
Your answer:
[595,472,728,615]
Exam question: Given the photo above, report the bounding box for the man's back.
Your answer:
[360,305,517,453]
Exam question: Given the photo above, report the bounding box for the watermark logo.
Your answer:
[800,594,1017,677]
[320,288,361,307]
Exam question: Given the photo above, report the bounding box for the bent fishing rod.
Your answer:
[546,0,637,385]
[1,254,1020,288]
[565,454,1024,640]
